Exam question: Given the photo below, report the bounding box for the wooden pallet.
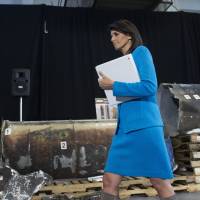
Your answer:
[175,156,200,175]
[31,175,200,200]
[120,183,200,199]
[172,133,200,176]
[31,183,200,200]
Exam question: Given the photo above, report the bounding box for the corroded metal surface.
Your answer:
[1,120,116,179]
[158,83,200,137]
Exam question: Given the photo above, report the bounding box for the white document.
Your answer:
[95,54,140,106]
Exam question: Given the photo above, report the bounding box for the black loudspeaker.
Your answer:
[11,69,30,96]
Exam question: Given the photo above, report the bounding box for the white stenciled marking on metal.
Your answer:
[60,141,67,150]
[184,94,191,100]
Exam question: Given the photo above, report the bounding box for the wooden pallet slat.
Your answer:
[173,143,200,151]
[175,165,200,176]
[175,160,200,168]
[175,151,200,160]
[119,186,157,198]
[172,134,200,146]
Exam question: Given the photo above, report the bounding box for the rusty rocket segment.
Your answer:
[72,120,116,177]
[1,120,116,179]
[158,84,200,137]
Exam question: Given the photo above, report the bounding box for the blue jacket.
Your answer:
[113,45,163,133]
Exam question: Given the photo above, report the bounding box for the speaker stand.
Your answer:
[20,97,23,122]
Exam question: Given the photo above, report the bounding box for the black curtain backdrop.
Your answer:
[0,5,199,121]
[0,5,44,121]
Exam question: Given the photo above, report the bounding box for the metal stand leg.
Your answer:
[20,97,23,122]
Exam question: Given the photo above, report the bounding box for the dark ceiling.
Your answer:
[93,0,162,10]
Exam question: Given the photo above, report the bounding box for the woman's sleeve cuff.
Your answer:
[113,81,120,96]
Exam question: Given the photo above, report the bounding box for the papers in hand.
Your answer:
[96,54,140,106]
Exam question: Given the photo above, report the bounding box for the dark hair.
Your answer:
[109,19,143,53]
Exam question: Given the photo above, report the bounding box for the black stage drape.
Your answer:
[0,5,44,121]
[0,5,199,121]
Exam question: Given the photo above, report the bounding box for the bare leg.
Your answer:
[80,173,122,200]
[103,173,122,196]
[150,178,175,199]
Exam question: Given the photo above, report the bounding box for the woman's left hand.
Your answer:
[98,72,114,90]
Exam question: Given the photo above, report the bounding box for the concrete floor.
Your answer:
[128,192,200,200]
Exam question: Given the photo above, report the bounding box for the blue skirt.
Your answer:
[104,126,174,179]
